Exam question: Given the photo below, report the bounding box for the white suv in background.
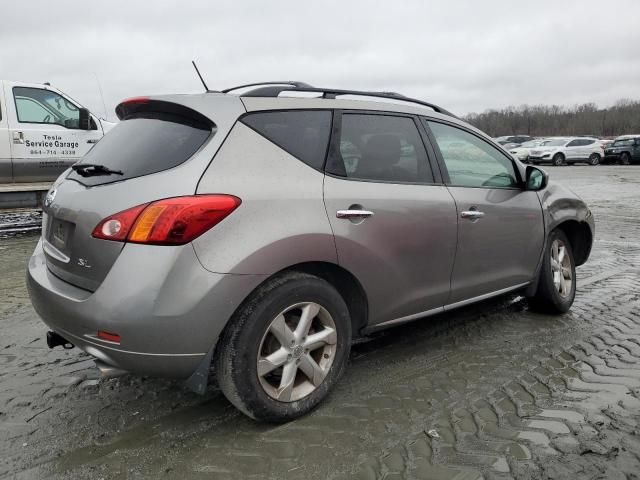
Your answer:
[509,139,549,163]
[529,137,604,166]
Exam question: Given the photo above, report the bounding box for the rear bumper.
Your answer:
[27,239,266,379]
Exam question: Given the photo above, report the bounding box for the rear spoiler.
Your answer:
[115,97,214,130]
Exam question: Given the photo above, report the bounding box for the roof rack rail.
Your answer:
[234,84,457,118]
[221,81,314,94]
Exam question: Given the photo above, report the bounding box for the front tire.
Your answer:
[528,230,576,314]
[588,153,601,166]
[552,153,565,166]
[620,152,631,165]
[214,272,351,422]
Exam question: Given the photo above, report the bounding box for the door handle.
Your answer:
[12,131,24,144]
[460,210,485,220]
[87,139,100,144]
[336,209,374,219]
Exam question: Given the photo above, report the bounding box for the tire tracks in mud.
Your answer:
[2,166,640,479]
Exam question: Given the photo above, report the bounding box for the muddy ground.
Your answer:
[1,165,640,479]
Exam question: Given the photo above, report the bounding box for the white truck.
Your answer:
[0,80,115,183]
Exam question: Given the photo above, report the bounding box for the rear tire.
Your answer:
[588,153,600,166]
[552,153,565,166]
[620,152,631,165]
[214,272,351,422]
[528,229,576,314]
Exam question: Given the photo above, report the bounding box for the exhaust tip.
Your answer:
[46,331,74,349]
[95,360,127,379]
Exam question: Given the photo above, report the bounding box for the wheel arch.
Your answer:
[554,220,593,266]
[277,261,369,338]
[217,261,369,343]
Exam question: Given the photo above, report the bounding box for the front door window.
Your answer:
[426,121,519,188]
[13,87,82,129]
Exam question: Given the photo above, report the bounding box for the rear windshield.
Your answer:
[68,115,212,186]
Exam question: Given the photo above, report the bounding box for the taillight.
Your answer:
[93,204,147,242]
[92,195,241,245]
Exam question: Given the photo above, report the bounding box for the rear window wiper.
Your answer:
[71,163,124,177]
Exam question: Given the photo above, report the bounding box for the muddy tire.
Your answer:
[588,153,600,166]
[552,153,565,166]
[214,272,351,423]
[620,152,631,165]
[528,229,576,314]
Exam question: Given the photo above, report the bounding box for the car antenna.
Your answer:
[93,72,109,120]
[192,60,209,92]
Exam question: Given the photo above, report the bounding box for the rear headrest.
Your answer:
[363,134,401,162]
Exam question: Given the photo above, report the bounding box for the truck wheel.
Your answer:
[552,153,565,166]
[214,272,351,422]
[528,229,576,314]
[588,153,600,166]
[620,153,631,165]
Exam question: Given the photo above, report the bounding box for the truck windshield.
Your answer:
[67,114,213,186]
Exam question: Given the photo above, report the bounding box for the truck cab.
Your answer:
[0,80,115,183]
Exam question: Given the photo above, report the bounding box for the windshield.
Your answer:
[613,139,635,147]
[520,141,538,148]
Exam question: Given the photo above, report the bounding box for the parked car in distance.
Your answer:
[600,138,614,149]
[529,137,604,166]
[494,135,535,146]
[509,139,550,163]
[0,80,115,183]
[27,82,594,422]
[603,135,640,165]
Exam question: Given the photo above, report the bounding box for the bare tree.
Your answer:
[465,100,640,137]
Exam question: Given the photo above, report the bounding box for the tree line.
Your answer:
[464,99,640,138]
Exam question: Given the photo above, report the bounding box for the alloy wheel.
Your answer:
[589,153,600,166]
[257,302,337,402]
[550,239,573,298]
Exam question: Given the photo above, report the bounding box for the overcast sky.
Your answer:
[3,0,639,121]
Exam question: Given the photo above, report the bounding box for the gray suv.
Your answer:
[27,82,594,422]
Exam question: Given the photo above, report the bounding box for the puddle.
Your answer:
[525,420,571,435]
[517,431,558,456]
[536,409,585,424]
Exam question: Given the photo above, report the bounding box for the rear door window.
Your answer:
[68,114,212,186]
[327,113,434,184]
[241,110,332,170]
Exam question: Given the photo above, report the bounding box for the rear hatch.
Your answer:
[41,94,244,291]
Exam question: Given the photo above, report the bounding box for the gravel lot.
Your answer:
[1,165,640,480]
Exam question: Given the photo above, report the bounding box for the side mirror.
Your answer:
[79,108,91,130]
[525,165,548,191]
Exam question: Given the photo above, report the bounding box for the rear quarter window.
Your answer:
[68,114,212,186]
[240,110,332,170]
